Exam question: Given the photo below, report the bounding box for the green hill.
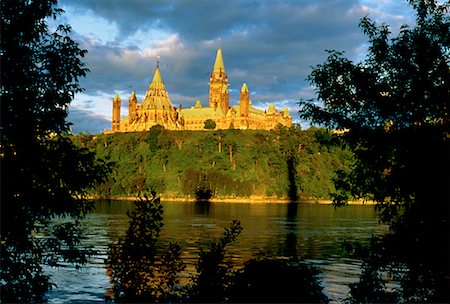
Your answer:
[74,126,353,200]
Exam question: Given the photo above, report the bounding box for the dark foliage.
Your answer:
[106,194,185,303]
[106,202,329,303]
[204,119,217,130]
[190,219,243,303]
[195,186,213,201]
[300,0,449,302]
[229,259,328,303]
[1,0,109,302]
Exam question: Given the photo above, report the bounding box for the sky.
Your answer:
[57,0,417,134]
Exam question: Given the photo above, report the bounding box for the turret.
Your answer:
[129,91,137,120]
[112,93,121,131]
[240,83,250,117]
[267,104,277,115]
[209,48,229,111]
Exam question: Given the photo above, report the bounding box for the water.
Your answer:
[45,201,387,303]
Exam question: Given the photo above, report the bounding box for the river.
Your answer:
[45,200,387,303]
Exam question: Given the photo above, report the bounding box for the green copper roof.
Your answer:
[249,106,264,115]
[180,106,225,119]
[213,48,226,73]
[240,83,249,93]
[226,105,264,117]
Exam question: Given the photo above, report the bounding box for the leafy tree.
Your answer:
[106,194,185,303]
[1,1,108,302]
[300,0,449,302]
[204,119,217,130]
[148,125,167,156]
[190,220,243,302]
[229,259,328,303]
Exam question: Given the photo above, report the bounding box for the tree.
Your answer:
[204,119,217,130]
[190,220,243,302]
[229,259,328,303]
[106,195,185,303]
[299,0,449,302]
[1,1,108,302]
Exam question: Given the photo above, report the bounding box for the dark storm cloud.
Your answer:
[67,107,111,134]
[75,33,212,106]
[61,0,362,43]
[60,0,173,38]
[60,0,413,123]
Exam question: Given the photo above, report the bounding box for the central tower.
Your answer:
[209,48,229,113]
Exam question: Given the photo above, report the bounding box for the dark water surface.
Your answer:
[46,200,387,303]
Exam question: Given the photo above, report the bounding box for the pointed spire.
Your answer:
[213,48,226,73]
[194,100,202,108]
[149,65,165,91]
[240,83,249,93]
[114,92,120,100]
[129,90,137,100]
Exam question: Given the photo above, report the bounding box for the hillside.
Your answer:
[74,126,353,200]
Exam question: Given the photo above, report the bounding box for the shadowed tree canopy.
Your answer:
[204,119,217,130]
[107,195,185,303]
[300,0,449,302]
[1,0,109,302]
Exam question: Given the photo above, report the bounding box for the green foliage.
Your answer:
[300,1,449,209]
[76,127,353,200]
[300,0,449,302]
[106,194,185,303]
[1,1,109,302]
[204,119,217,130]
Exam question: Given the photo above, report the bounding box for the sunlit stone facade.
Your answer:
[107,48,292,132]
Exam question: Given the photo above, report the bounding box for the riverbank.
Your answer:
[89,195,377,205]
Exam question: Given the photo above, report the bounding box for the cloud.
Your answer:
[67,107,111,134]
[58,0,417,129]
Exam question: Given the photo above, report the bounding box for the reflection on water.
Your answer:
[46,201,387,303]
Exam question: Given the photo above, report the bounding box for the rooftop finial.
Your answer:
[156,55,160,68]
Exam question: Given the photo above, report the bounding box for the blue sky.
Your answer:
[58,0,417,133]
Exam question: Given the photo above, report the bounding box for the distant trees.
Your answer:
[1,1,108,302]
[300,0,449,301]
[76,128,352,200]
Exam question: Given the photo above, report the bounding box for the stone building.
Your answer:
[108,48,292,132]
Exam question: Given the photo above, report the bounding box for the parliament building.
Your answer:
[109,48,292,132]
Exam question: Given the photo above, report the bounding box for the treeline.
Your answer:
[74,125,353,200]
